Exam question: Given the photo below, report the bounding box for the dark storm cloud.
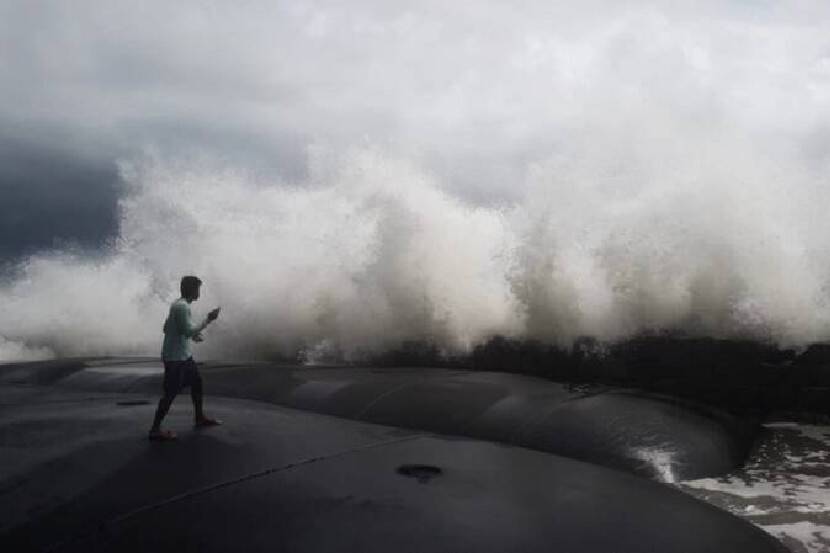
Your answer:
[0,137,121,261]
[2,0,830,263]
[5,0,830,360]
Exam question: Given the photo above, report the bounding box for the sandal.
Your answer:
[148,429,178,441]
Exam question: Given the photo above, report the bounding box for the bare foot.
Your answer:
[194,416,222,428]
[148,429,178,441]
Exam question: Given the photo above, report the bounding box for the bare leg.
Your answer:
[191,375,204,421]
[150,393,176,432]
[191,375,221,426]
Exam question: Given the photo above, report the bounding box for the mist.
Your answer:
[2,1,830,361]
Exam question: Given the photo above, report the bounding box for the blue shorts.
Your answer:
[163,357,201,396]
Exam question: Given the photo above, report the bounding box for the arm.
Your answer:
[174,303,210,338]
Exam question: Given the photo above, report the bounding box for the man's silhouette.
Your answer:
[149,275,221,441]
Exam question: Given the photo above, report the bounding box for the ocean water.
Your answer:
[678,422,830,553]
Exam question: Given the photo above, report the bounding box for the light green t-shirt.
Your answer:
[161,298,209,361]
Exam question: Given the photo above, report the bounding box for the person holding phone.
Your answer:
[149,275,222,441]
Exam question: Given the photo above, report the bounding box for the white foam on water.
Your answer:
[0,336,53,363]
[629,446,678,483]
[763,521,830,553]
[679,424,830,552]
[2,3,830,360]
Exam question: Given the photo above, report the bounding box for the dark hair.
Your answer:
[180,275,203,297]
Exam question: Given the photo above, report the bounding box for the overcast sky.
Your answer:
[2,0,830,262]
[3,1,830,359]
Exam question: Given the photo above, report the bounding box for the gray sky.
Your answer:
[4,1,830,358]
[2,0,830,262]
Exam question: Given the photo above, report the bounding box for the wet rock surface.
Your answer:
[20,358,760,481]
[382,336,830,416]
[0,385,786,553]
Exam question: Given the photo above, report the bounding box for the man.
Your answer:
[149,275,221,441]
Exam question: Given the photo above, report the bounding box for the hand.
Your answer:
[193,333,204,342]
[207,307,221,322]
